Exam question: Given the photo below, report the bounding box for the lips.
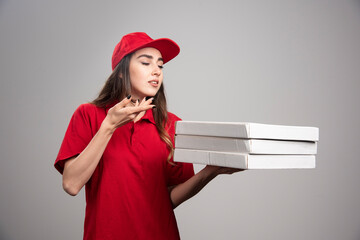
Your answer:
[148,80,159,87]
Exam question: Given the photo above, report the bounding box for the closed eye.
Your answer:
[141,62,163,69]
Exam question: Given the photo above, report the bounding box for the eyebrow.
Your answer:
[137,54,163,62]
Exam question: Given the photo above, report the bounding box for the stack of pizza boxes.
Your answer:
[174,121,319,169]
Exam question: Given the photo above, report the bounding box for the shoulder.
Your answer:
[76,102,98,111]
[72,103,105,120]
[166,112,181,135]
[167,111,182,122]
[75,103,103,113]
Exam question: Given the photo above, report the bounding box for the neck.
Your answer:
[129,93,144,103]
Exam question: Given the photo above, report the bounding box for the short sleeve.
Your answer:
[54,104,94,174]
[165,112,195,186]
[166,161,195,186]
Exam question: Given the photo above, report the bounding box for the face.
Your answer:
[128,47,164,100]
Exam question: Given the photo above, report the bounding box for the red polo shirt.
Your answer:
[55,103,194,240]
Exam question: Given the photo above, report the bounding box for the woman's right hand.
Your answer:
[102,95,155,132]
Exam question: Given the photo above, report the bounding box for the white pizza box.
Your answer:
[175,135,317,155]
[175,121,319,141]
[174,148,316,169]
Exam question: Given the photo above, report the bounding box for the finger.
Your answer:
[128,104,155,114]
[135,99,140,107]
[217,167,243,175]
[138,104,155,112]
[140,97,154,106]
[226,168,244,174]
[117,95,132,108]
[146,97,154,103]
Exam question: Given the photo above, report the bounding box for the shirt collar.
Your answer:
[141,109,156,125]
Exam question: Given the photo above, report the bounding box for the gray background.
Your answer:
[1,0,360,239]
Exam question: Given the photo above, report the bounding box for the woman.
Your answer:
[55,32,240,240]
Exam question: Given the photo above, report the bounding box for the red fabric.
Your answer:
[55,103,194,240]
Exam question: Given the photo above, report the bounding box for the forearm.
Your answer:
[61,98,155,196]
[169,166,218,209]
[62,122,114,196]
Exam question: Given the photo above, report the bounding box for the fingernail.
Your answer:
[137,99,140,103]
[127,95,131,99]
[145,96,152,101]
[152,106,156,109]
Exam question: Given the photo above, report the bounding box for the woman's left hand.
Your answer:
[204,165,244,177]
[169,165,244,208]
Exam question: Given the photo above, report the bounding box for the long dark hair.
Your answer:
[91,54,175,163]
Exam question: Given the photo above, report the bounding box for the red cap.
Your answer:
[111,32,180,70]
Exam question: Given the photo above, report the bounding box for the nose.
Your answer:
[152,65,161,76]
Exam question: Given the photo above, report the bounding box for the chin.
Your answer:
[145,90,160,97]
